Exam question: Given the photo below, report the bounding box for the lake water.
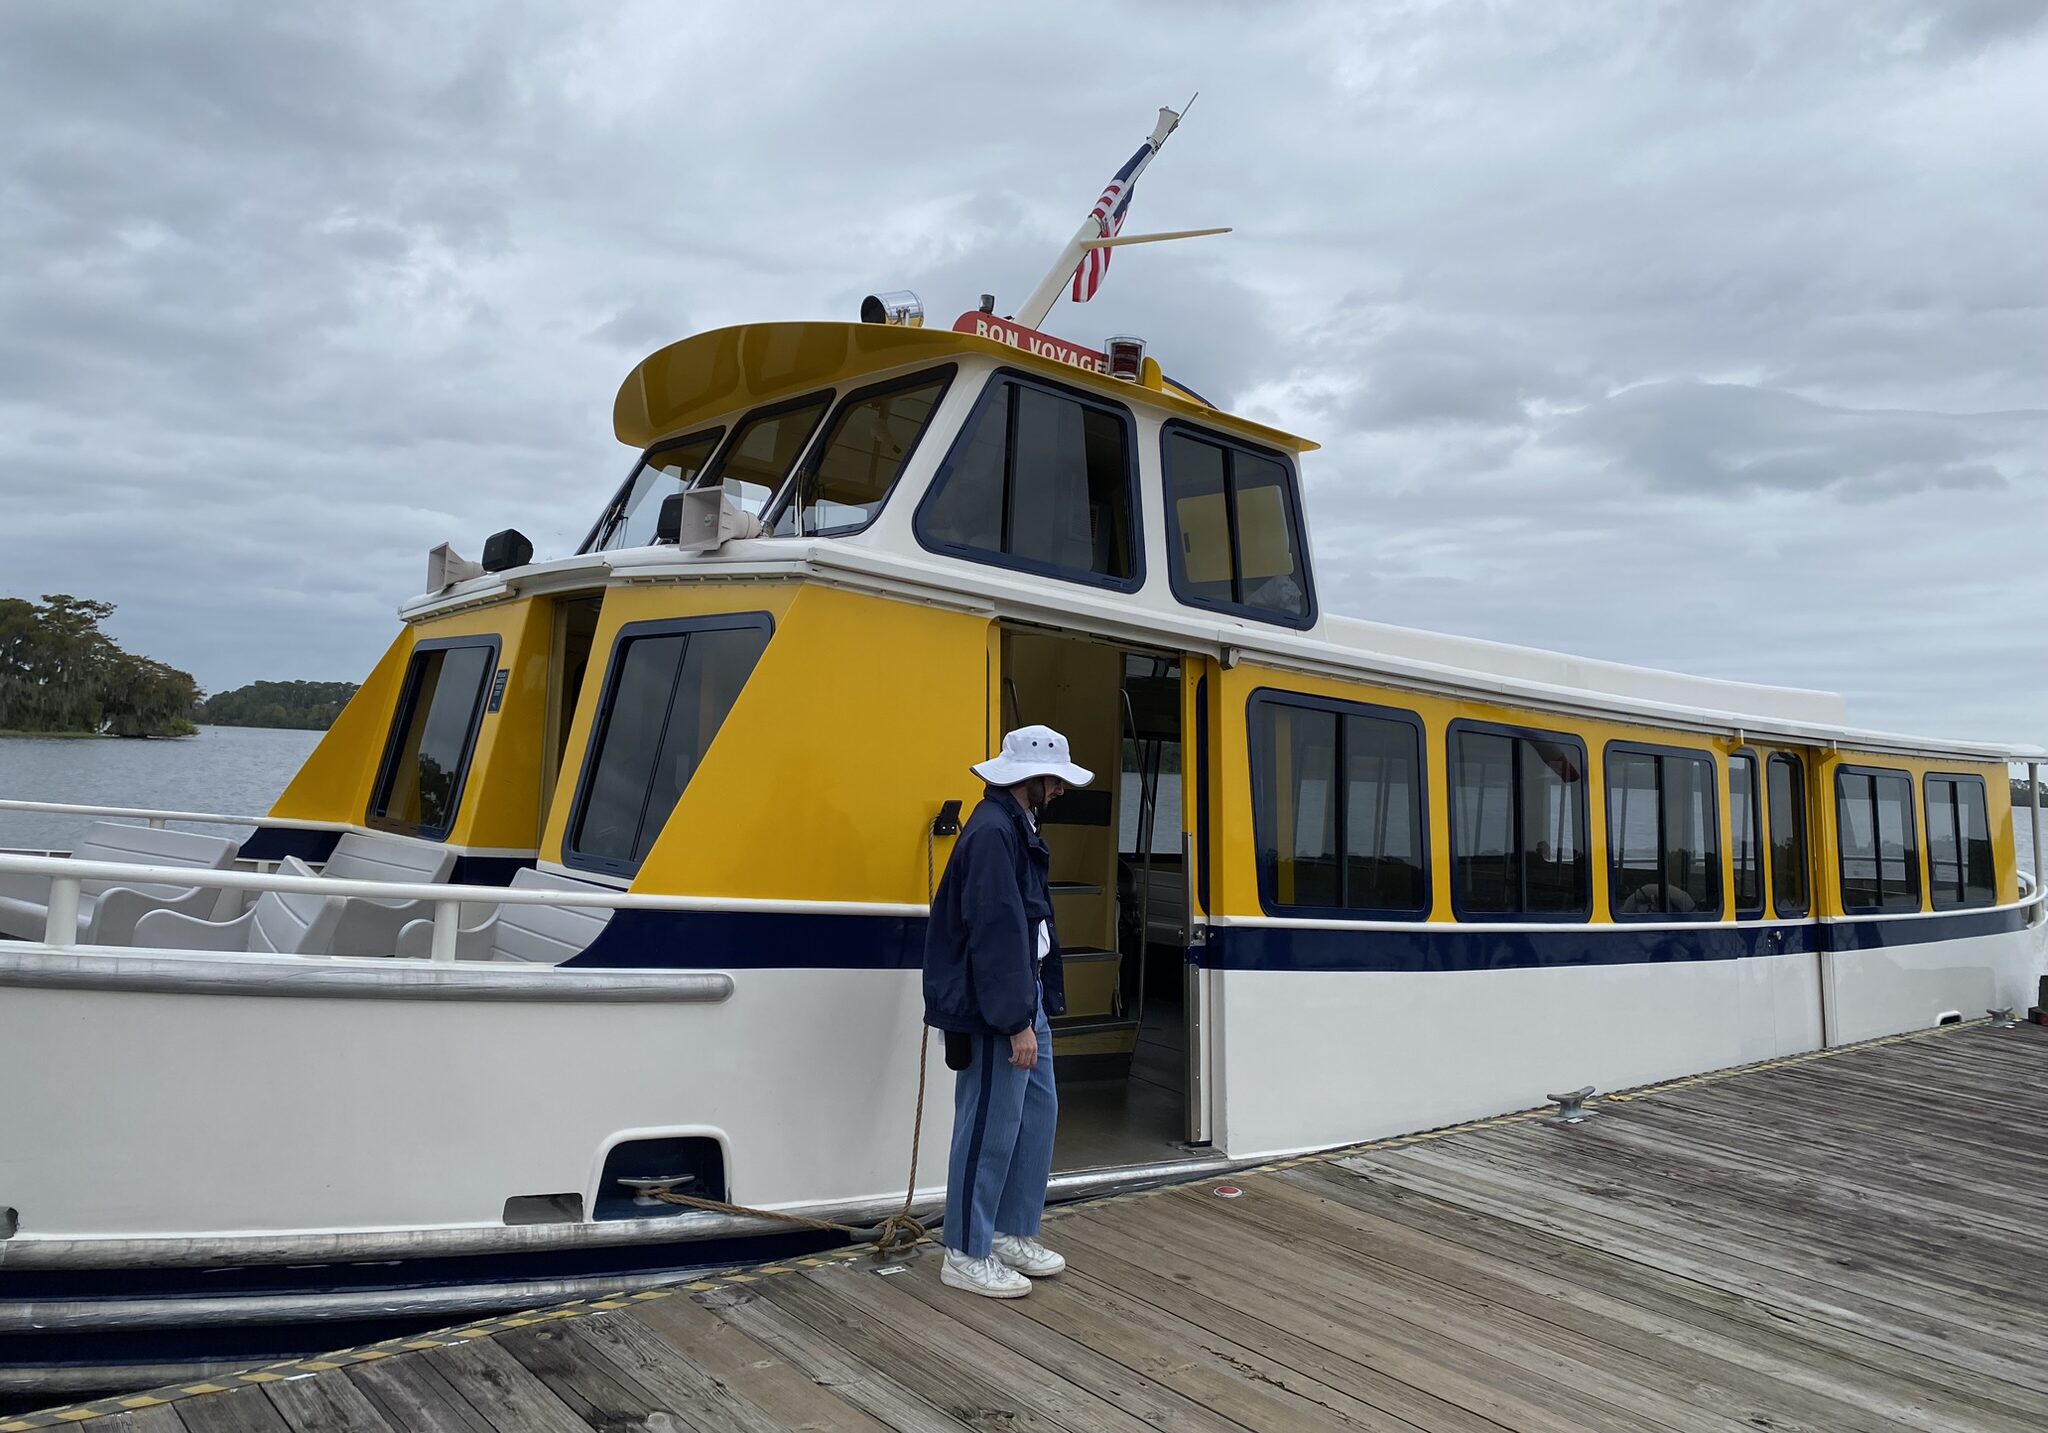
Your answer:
[0,726,323,852]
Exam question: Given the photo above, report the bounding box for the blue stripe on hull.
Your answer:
[564,905,2028,973]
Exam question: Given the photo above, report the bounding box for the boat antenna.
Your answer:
[1013,96,1228,331]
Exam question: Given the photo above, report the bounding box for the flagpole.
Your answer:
[1014,106,1183,331]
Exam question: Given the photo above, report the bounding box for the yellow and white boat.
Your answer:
[2,108,2042,1396]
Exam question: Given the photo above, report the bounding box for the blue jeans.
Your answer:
[944,1004,1056,1259]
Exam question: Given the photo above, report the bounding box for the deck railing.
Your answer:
[0,850,929,959]
[0,796,353,833]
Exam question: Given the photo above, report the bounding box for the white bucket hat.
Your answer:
[972,725,1094,788]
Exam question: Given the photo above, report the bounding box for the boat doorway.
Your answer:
[538,593,603,837]
[995,627,1205,1172]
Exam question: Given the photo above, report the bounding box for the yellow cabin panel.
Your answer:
[632,584,988,901]
[269,631,416,825]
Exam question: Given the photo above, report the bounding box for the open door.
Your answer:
[1180,658,1216,1147]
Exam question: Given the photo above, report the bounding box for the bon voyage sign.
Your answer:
[952,312,1108,376]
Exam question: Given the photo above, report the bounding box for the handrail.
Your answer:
[0,850,929,955]
[0,796,353,832]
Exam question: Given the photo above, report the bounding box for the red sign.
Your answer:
[952,311,1109,377]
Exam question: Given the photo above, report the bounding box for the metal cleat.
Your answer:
[617,1174,697,1207]
[1547,1086,1596,1124]
[1987,1007,2017,1029]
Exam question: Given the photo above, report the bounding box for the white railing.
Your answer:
[0,797,354,833]
[0,851,929,961]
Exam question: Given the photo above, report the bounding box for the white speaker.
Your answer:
[425,542,486,591]
[670,486,766,553]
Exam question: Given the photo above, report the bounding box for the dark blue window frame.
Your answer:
[1923,771,1995,911]
[561,612,775,880]
[366,635,501,841]
[579,425,727,555]
[1247,689,1431,920]
[1767,753,1811,919]
[1603,739,1725,923]
[1834,763,1922,915]
[1446,718,1591,923]
[912,367,1145,593]
[1727,749,1765,919]
[1159,420,1318,631]
[763,365,958,538]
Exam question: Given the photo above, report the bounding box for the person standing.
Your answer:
[923,725,1093,1298]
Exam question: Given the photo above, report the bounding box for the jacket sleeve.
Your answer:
[955,825,1037,1037]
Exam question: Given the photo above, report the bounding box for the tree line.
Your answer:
[0,594,200,737]
[200,680,359,730]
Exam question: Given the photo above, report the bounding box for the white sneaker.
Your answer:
[992,1232,1066,1277]
[941,1250,1031,1298]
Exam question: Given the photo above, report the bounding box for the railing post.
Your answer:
[147,817,166,830]
[430,899,458,963]
[44,877,81,947]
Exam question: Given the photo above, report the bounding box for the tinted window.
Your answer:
[368,642,496,838]
[699,396,831,517]
[918,376,1137,585]
[772,370,952,536]
[1163,429,1313,624]
[1606,746,1721,918]
[1728,754,1761,915]
[1836,767,1920,913]
[1449,725,1588,917]
[1768,754,1809,916]
[1251,695,1426,916]
[567,616,772,875]
[588,429,723,553]
[1925,774,1995,910]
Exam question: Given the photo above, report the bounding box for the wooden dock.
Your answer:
[21,1020,2047,1433]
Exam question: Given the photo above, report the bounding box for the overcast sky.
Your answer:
[2,2,2043,746]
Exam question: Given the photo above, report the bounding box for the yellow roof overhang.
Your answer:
[612,321,1318,455]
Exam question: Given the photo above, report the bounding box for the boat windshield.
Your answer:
[770,370,953,536]
[587,429,723,553]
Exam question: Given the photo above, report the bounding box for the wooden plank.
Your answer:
[420,1338,593,1433]
[495,1321,673,1431]
[1299,1162,2048,1431]
[903,1251,1445,1433]
[1341,1146,2048,1395]
[262,1374,402,1433]
[172,1386,292,1433]
[706,1284,976,1433]
[563,1313,797,1433]
[1262,1165,2037,1433]
[82,1408,189,1433]
[346,1355,498,1433]
[760,1263,1160,1432]
[627,1292,898,1433]
[814,1252,1264,1433]
[1113,1190,1753,1433]
[1051,1202,1651,1433]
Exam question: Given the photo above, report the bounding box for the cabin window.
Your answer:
[1924,774,1995,910]
[770,368,955,536]
[1728,753,1762,917]
[367,638,499,840]
[696,394,832,517]
[564,614,773,876]
[1767,754,1809,917]
[916,372,1140,588]
[1606,744,1722,919]
[1835,766,1920,913]
[586,428,725,553]
[1448,722,1589,918]
[1161,425,1314,627]
[1250,693,1427,917]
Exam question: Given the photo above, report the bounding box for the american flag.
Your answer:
[1069,142,1152,303]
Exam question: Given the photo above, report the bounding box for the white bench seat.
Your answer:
[320,832,458,956]
[395,868,614,964]
[0,822,238,945]
[134,857,344,955]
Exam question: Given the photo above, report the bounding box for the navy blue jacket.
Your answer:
[923,786,1067,1036]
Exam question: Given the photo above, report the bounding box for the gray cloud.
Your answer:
[0,0,2043,749]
